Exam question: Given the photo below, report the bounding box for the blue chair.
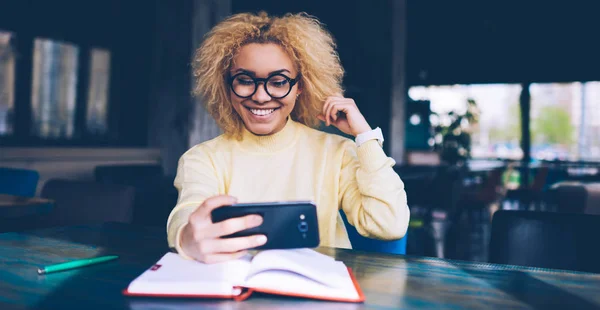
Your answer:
[0,167,40,197]
[340,211,407,255]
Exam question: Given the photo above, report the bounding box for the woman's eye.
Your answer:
[237,78,254,85]
[270,80,288,87]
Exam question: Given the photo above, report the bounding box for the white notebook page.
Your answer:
[244,249,359,300]
[127,252,252,296]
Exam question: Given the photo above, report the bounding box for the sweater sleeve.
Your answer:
[166,147,220,255]
[339,139,410,240]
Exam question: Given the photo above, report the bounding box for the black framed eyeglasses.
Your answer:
[228,72,301,99]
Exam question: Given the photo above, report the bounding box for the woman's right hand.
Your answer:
[180,195,267,263]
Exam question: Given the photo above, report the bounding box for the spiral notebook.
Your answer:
[123,248,365,303]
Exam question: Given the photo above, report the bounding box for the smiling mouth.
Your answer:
[246,107,280,116]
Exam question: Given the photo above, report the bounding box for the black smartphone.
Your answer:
[210,200,320,250]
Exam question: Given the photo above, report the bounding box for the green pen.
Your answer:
[37,255,119,275]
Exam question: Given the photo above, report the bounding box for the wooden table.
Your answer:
[1,223,600,309]
[0,194,53,219]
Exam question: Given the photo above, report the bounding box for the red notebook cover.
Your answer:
[123,267,365,303]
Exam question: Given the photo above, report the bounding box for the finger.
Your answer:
[202,250,250,264]
[326,100,342,125]
[196,195,238,218]
[206,214,263,238]
[317,114,326,122]
[323,96,345,125]
[206,234,267,254]
[328,103,337,123]
[327,100,349,123]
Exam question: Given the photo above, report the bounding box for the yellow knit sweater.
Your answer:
[167,118,410,253]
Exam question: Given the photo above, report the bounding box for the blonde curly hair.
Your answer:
[192,11,344,138]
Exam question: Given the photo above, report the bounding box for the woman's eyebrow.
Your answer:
[232,68,291,76]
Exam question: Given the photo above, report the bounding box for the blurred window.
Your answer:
[530,82,600,161]
[0,31,16,136]
[31,38,79,139]
[409,84,523,160]
[86,48,110,135]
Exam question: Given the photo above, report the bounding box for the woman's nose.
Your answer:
[252,83,271,103]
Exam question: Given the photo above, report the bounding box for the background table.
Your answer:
[0,194,53,219]
[1,223,600,309]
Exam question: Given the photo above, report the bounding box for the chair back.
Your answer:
[480,167,506,200]
[340,211,407,255]
[94,164,163,185]
[530,166,550,191]
[547,182,588,213]
[0,167,39,197]
[489,210,600,273]
[584,184,600,215]
[430,165,468,212]
[94,164,175,227]
[34,179,135,229]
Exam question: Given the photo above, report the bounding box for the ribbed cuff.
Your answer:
[174,223,194,260]
[167,202,202,260]
[356,139,392,172]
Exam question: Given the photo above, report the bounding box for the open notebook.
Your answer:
[123,248,364,303]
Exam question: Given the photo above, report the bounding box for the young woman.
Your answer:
[167,11,409,263]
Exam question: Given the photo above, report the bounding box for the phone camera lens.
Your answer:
[298,221,308,233]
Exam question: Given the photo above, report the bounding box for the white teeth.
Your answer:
[249,108,275,116]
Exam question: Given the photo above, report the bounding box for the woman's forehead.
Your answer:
[231,43,295,75]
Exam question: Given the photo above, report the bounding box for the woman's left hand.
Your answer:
[317,94,372,137]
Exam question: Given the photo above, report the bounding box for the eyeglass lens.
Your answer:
[231,74,291,98]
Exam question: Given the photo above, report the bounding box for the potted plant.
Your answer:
[432,98,480,166]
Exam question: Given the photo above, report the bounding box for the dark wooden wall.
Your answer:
[146,0,194,176]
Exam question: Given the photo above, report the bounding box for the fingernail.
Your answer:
[250,215,263,225]
[256,235,267,244]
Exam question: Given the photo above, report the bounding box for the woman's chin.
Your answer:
[243,117,287,136]
[245,123,277,136]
